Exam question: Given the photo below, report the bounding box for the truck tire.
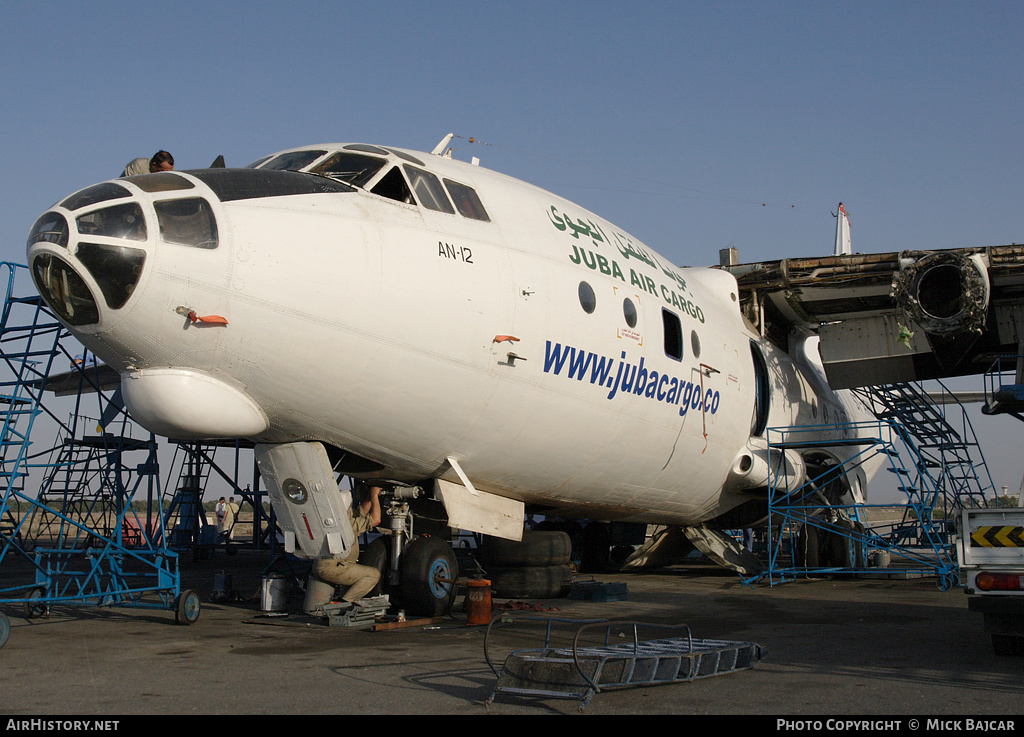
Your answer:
[487,564,573,599]
[480,531,571,567]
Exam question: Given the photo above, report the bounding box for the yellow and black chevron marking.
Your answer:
[970,526,1024,547]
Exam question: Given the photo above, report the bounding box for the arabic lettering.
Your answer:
[612,232,659,270]
[548,206,607,245]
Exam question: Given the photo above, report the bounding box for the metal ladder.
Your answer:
[0,263,193,636]
[484,616,766,710]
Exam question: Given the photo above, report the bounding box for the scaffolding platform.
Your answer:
[484,617,765,710]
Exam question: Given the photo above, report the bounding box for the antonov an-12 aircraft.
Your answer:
[26,135,1024,614]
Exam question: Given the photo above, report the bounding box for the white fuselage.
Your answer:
[26,144,878,527]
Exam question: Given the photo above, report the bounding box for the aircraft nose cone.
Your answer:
[26,192,150,327]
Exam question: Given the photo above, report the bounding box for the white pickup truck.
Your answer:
[956,506,1024,656]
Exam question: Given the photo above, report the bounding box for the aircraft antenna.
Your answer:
[431,133,455,156]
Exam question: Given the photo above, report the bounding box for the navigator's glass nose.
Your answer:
[27,185,150,327]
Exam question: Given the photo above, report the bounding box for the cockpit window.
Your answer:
[256,150,328,171]
[311,152,387,187]
[384,148,425,166]
[76,203,147,242]
[370,167,415,204]
[27,211,69,249]
[245,155,274,168]
[60,182,131,211]
[403,165,454,214]
[125,172,195,193]
[344,144,390,156]
[154,198,218,249]
[186,169,355,201]
[444,179,490,222]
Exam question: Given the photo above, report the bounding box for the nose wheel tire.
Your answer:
[400,536,458,617]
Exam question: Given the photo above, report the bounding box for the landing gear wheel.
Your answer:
[827,518,864,569]
[991,634,1021,657]
[175,589,201,625]
[579,522,612,573]
[0,611,9,649]
[361,536,391,597]
[400,536,458,618]
[24,587,48,619]
[797,524,821,569]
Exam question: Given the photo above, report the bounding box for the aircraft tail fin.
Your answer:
[833,202,852,256]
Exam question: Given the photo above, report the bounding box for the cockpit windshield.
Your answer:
[251,150,327,171]
[310,152,387,187]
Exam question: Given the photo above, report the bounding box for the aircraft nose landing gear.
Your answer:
[400,536,459,617]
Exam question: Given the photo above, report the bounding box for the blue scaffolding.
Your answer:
[982,354,1024,422]
[748,381,996,588]
[0,263,198,645]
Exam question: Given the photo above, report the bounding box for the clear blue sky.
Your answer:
[2,0,1023,498]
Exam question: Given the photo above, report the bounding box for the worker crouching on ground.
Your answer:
[303,483,382,616]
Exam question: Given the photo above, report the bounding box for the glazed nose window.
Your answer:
[27,211,70,249]
[75,242,146,309]
[76,203,148,242]
[31,253,99,326]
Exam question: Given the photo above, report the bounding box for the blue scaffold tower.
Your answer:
[0,263,198,648]
[747,380,996,589]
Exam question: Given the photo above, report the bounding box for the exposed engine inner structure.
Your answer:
[892,251,990,337]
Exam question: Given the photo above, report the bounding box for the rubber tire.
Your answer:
[826,519,863,569]
[400,536,458,618]
[579,522,612,573]
[798,524,821,569]
[535,520,585,567]
[175,589,201,625]
[487,564,573,599]
[360,536,390,596]
[24,587,47,619]
[480,531,572,567]
[0,611,9,649]
[991,634,1022,657]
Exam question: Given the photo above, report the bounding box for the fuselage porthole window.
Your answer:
[663,309,683,361]
[690,330,701,359]
[623,298,637,328]
[578,281,596,314]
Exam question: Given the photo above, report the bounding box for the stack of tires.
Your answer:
[480,530,574,599]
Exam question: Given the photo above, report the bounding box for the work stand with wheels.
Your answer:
[484,616,766,710]
[0,546,199,649]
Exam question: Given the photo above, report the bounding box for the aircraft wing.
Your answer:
[43,363,121,396]
[720,244,1024,389]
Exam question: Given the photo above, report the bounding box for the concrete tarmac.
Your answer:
[1,550,1021,717]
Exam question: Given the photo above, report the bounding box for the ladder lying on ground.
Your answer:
[484,616,766,710]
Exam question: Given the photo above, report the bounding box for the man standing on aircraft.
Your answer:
[304,483,383,614]
[120,150,174,177]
